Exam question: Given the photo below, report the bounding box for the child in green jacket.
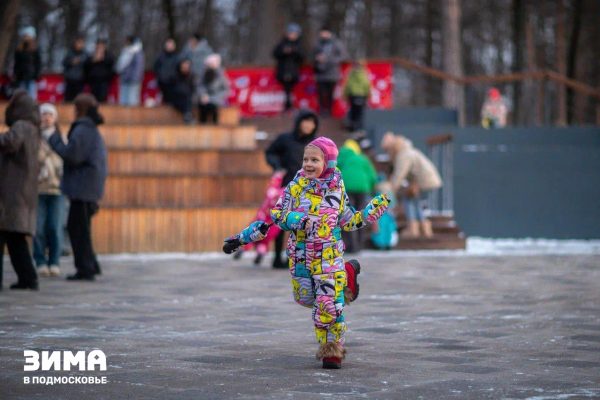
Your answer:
[343,61,371,131]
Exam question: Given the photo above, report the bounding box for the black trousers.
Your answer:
[199,103,219,124]
[67,200,100,277]
[159,82,174,105]
[64,80,85,102]
[342,192,368,253]
[90,81,110,103]
[317,81,336,115]
[273,230,286,268]
[348,96,367,131]
[0,231,38,287]
[172,92,193,116]
[280,81,297,110]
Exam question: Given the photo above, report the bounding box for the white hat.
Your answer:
[19,26,36,39]
[204,54,222,69]
[40,103,58,118]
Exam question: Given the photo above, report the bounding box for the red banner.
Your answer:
[1,62,393,118]
[226,62,393,117]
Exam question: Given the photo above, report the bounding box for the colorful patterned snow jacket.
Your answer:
[270,167,389,346]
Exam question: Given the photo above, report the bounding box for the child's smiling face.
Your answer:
[303,145,325,179]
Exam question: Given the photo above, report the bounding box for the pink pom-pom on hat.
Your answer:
[307,136,339,178]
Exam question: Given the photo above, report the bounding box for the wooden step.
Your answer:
[95,125,256,150]
[396,220,461,234]
[107,149,272,175]
[92,207,257,253]
[102,175,271,207]
[0,103,240,126]
[394,233,466,250]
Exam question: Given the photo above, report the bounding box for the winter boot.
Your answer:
[316,342,346,369]
[344,259,361,303]
[419,219,434,238]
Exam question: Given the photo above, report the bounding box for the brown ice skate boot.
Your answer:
[316,342,346,369]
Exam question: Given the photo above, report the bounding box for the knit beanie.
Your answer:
[307,136,338,178]
[39,103,58,119]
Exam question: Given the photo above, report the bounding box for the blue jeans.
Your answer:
[18,80,37,100]
[33,194,64,267]
[119,82,141,106]
[403,191,429,222]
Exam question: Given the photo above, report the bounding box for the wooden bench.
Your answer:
[97,125,257,150]
[107,149,271,175]
[102,174,271,207]
[93,207,257,253]
[0,103,240,126]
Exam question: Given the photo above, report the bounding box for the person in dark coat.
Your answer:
[171,59,195,123]
[272,23,304,112]
[153,38,180,106]
[312,27,347,116]
[264,109,319,268]
[62,36,89,102]
[85,39,115,103]
[13,27,41,100]
[0,89,41,290]
[48,94,107,281]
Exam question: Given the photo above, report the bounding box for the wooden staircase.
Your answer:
[394,215,466,250]
[84,106,270,253]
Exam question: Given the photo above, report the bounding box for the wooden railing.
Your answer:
[387,57,600,124]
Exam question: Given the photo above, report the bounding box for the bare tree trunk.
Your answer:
[512,0,525,125]
[161,0,176,40]
[324,0,347,37]
[290,0,313,55]
[253,0,283,64]
[555,0,567,125]
[388,0,401,57]
[525,10,541,125]
[363,0,375,58]
[0,0,21,74]
[61,0,84,46]
[566,0,583,123]
[425,0,436,105]
[200,0,214,45]
[134,0,148,38]
[441,0,465,125]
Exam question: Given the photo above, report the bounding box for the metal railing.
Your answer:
[426,134,454,217]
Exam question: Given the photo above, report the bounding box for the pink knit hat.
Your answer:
[307,136,338,178]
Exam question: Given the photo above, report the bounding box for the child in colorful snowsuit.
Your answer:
[233,171,284,265]
[270,136,389,368]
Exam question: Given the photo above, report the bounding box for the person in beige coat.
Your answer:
[381,132,442,238]
[33,103,65,277]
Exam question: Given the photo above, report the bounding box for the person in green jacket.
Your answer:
[337,136,378,252]
[343,60,371,131]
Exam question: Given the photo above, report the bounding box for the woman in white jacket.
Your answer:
[381,132,442,238]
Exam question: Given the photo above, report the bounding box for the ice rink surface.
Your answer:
[2,239,599,399]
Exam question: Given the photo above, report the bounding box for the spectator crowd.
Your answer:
[9,23,373,128]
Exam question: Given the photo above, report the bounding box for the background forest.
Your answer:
[1,0,598,125]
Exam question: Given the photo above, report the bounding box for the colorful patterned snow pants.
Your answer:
[289,249,347,347]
